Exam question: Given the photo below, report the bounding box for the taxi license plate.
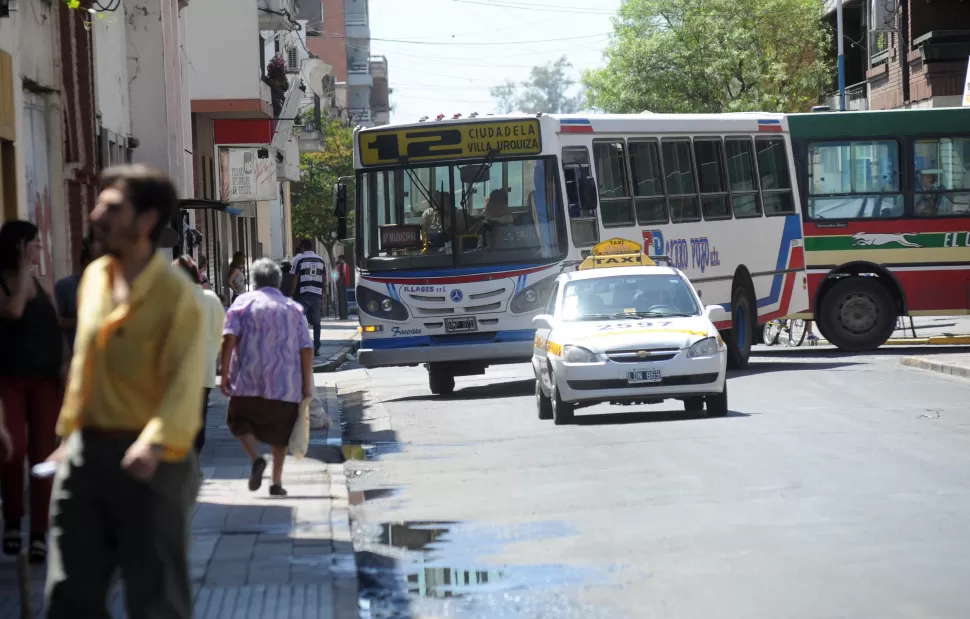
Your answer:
[628,369,662,384]
[445,317,478,333]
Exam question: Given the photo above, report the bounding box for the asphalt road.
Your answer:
[337,346,970,619]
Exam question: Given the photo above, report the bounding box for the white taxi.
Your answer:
[532,239,728,425]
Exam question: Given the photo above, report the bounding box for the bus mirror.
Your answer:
[579,177,598,210]
[460,164,491,184]
[333,183,348,217]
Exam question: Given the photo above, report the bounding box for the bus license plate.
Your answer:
[445,317,478,333]
[628,369,662,384]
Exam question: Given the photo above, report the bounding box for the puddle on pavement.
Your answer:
[357,520,618,619]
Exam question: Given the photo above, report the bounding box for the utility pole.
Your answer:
[837,0,846,110]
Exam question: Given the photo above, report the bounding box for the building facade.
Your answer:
[823,0,970,111]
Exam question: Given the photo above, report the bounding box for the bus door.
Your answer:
[562,147,600,249]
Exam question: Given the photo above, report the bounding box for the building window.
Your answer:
[807,140,902,219]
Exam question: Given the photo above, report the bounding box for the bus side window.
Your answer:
[694,138,731,220]
[661,139,701,223]
[807,141,902,220]
[914,137,970,217]
[562,147,600,246]
[629,140,667,225]
[755,137,796,216]
[725,138,763,218]
[592,140,636,227]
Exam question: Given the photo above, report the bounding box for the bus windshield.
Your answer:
[359,157,567,272]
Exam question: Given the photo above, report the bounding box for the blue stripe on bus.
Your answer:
[369,263,549,279]
[364,329,537,350]
[718,214,801,311]
[559,118,591,125]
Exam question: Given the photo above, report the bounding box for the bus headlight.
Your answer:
[687,337,718,358]
[357,286,409,321]
[510,276,557,314]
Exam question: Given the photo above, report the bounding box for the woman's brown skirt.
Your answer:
[226,396,299,447]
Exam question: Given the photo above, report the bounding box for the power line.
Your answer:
[451,0,617,15]
[320,32,611,46]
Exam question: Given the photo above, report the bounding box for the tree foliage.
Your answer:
[491,56,585,114]
[583,0,832,114]
[290,118,356,265]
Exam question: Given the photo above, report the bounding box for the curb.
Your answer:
[901,356,970,379]
[808,335,970,347]
[319,382,360,619]
[313,339,361,373]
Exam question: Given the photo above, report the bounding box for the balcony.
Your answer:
[823,81,869,111]
[347,63,373,88]
[258,0,299,30]
[345,13,370,40]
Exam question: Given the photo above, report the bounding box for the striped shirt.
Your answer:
[291,251,326,298]
[223,287,313,403]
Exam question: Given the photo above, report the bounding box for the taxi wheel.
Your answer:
[727,286,754,370]
[551,379,574,425]
[684,397,704,413]
[536,380,553,420]
[428,364,455,396]
[706,385,728,417]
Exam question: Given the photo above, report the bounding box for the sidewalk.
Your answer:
[313,318,361,373]
[0,335,360,618]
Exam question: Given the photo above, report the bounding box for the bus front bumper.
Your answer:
[358,340,534,369]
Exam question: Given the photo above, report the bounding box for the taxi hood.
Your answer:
[560,316,716,352]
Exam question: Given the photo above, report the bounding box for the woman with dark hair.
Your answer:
[0,220,64,563]
[198,254,211,290]
[173,254,225,459]
[227,251,246,304]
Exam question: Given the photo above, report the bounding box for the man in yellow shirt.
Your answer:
[43,164,204,619]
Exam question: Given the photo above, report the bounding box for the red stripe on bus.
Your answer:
[560,125,594,133]
[362,264,552,285]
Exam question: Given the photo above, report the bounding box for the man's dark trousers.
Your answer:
[44,430,199,619]
[297,293,323,353]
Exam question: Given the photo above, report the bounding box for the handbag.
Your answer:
[288,397,311,459]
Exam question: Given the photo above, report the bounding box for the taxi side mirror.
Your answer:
[704,305,721,319]
[532,314,554,330]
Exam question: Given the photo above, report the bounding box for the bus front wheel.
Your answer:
[819,277,896,352]
[428,364,455,395]
[727,286,754,370]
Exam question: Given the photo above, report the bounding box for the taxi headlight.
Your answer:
[563,345,598,364]
[687,337,718,358]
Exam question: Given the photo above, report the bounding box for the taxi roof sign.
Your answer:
[579,252,657,270]
[591,238,642,256]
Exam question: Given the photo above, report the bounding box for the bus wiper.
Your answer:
[401,162,436,213]
[459,149,499,211]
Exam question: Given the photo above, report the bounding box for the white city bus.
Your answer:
[338,112,809,394]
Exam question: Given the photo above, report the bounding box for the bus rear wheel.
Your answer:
[727,285,754,370]
[819,277,896,352]
[428,364,455,395]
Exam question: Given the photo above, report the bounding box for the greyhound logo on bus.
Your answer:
[852,232,922,248]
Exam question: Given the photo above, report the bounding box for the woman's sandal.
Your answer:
[2,530,21,556]
[28,538,47,564]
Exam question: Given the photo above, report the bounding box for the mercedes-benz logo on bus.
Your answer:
[450,289,463,303]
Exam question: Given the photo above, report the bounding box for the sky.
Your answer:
[367,0,623,124]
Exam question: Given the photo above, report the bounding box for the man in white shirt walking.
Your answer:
[290,239,327,356]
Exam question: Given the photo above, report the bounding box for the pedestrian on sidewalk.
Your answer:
[290,238,327,356]
[54,233,102,353]
[336,253,350,320]
[173,254,225,457]
[280,259,294,298]
[43,164,205,619]
[198,253,211,290]
[221,258,314,497]
[228,251,247,304]
[0,400,11,462]
[0,220,66,564]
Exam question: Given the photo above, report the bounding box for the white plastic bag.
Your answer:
[308,395,332,430]
[288,397,311,458]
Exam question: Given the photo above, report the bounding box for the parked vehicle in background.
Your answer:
[338,111,809,394]
[788,107,970,351]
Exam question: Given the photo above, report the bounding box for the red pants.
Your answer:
[0,376,62,533]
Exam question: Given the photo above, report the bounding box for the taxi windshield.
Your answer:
[561,274,700,321]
